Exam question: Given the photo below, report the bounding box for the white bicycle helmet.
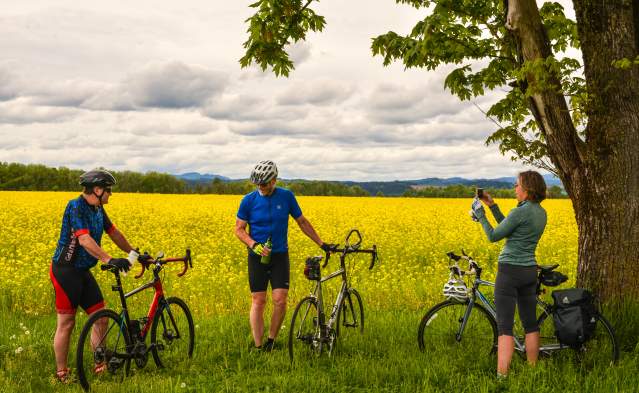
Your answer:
[443,278,469,302]
[250,160,278,185]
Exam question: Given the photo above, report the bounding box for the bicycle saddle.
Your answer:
[537,264,559,273]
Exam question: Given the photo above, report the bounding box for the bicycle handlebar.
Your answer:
[322,245,378,270]
[133,248,193,279]
[446,250,480,277]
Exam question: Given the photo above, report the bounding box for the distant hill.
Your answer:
[172,173,563,196]
[176,172,231,182]
[341,175,563,196]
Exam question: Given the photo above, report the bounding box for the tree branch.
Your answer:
[505,0,585,189]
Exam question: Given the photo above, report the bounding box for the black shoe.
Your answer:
[262,339,275,352]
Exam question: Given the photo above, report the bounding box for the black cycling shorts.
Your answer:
[494,263,539,336]
[50,262,104,314]
[247,251,290,292]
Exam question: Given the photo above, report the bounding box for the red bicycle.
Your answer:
[76,249,195,391]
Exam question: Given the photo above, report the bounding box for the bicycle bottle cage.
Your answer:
[304,256,322,281]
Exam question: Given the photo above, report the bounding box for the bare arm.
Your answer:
[77,234,112,263]
[234,218,256,248]
[107,228,133,254]
[295,215,323,246]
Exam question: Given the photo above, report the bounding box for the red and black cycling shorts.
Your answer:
[50,262,105,314]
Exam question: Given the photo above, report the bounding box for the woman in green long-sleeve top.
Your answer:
[470,170,548,378]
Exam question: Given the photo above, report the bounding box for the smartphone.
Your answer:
[476,188,484,198]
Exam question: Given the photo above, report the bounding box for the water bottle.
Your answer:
[260,237,272,265]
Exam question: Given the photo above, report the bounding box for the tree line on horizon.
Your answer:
[0,162,566,198]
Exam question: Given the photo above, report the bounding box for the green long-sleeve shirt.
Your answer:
[477,200,547,266]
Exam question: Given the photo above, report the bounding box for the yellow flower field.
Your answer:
[0,191,577,316]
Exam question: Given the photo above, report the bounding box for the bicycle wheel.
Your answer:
[76,309,132,392]
[418,300,497,358]
[536,311,619,366]
[150,297,195,368]
[336,288,364,336]
[288,296,322,362]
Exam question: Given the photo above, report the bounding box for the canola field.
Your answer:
[0,191,578,316]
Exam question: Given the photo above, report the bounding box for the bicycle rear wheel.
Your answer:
[418,300,497,358]
[150,297,195,368]
[536,311,619,366]
[76,309,131,392]
[288,296,322,362]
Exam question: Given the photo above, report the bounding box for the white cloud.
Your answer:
[0,0,563,180]
[125,61,228,109]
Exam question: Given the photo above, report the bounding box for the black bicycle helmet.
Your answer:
[250,160,278,185]
[79,169,117,187]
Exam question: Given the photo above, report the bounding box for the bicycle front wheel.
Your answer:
[150,297,195,368]
[288,296,322,362]
[76,309,132,392]
[537,310,619,366]
[418,300,497,358]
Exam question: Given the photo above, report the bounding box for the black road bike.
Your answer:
[76,250,195,391]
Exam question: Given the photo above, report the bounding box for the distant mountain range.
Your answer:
[175,172,562,196]
[176,172,231,182]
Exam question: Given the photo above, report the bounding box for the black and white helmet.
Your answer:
[79,169,117,187]
[443,278,468,302]
[250,160,278,185]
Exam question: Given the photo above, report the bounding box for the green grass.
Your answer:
[1,302,637,393]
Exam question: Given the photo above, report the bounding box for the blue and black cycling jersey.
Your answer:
[237,187,302,253]
[52,195,116,270]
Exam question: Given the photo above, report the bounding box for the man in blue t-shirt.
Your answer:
[49,169,135,383]
[235,160,334,351]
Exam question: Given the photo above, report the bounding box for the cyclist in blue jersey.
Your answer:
[235,160,334,351]
[50,169,136,383]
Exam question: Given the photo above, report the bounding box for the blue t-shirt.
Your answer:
[237,188,302,253]
[52,195,115,270]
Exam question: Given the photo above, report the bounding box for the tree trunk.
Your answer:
[572,0,639,301]
[507,0,639,301]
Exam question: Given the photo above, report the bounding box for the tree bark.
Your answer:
[506,0,639,301]
[572,0,639,301]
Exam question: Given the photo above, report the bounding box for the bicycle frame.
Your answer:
[311,258,349,337]
[104,250,192,347]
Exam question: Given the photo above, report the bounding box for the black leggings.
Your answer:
[494,263,539,336]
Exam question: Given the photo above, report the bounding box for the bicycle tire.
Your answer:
[150,296,195,368]
[536,309,619,366]
[76,309,132,392]
[288,296,322,362]
[418,300,498,357]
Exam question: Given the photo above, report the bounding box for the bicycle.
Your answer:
[288,229,378,362]
[417,250,619,367]
[76,249,195,391]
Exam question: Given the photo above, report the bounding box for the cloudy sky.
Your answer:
[0,1,573,181]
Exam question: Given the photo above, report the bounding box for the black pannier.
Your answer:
[551,288,597,348]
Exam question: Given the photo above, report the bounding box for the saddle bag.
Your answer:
[304,256,322,281]
[551,288,597,348]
